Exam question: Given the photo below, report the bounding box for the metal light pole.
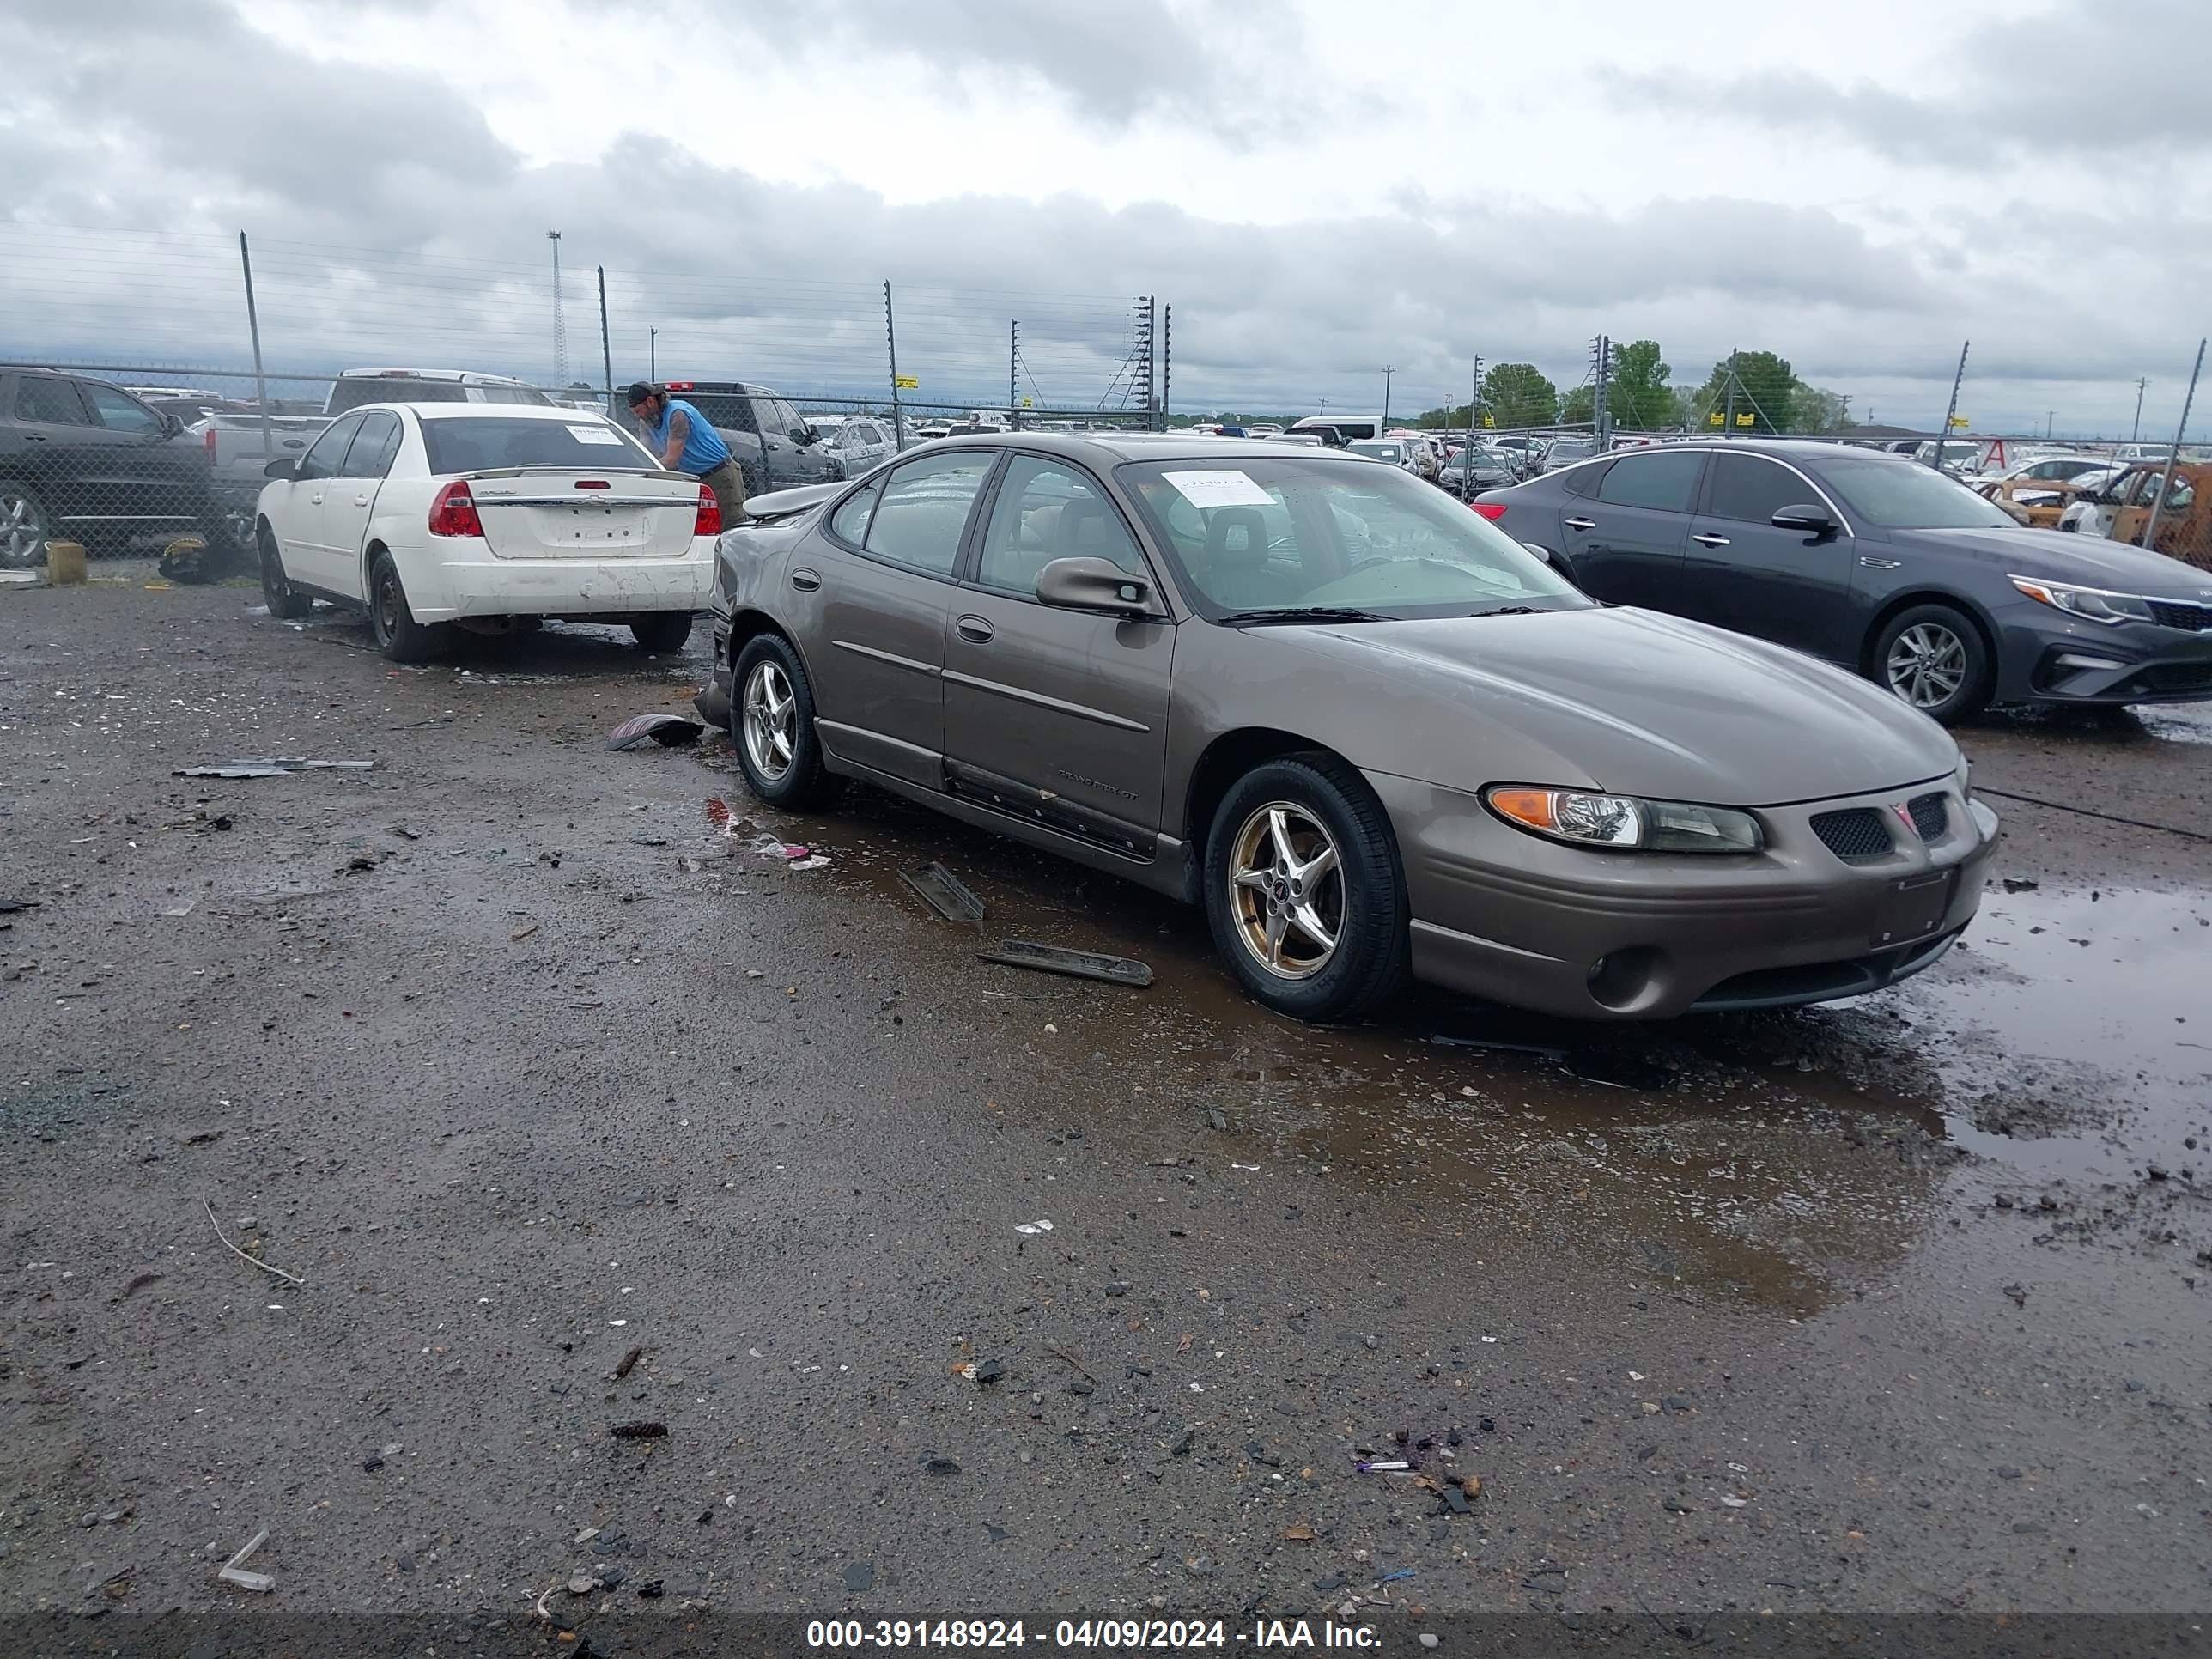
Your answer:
[1009,319,1019,431]
[596,265,613,410]
[648,328,656,381]
[884,282,905,447]
[2131,377,2147,443]
[1722,348,1738,439]
[1460,359,1481,503]
[546,230,567,387]
[237,232,273,468]
[1932,340,1968,472]
[2139,337,2205,559]
[1382,366,1395,428]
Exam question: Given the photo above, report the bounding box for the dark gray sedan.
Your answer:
[1475,440,2212,721]
[700,434,1997,1023]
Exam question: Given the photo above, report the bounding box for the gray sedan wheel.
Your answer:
[1872,603,1992,725]
[730,632,842,810]
[1,483,52,569]
[1226,802,1344,981]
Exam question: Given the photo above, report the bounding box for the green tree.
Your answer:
[1560,383,1596,424]
[1415,404,1470,428]
[1792,385,1852,433]
[1607,340,1673,430]
[1687,350,1802,434]
[1482,363,1559,429]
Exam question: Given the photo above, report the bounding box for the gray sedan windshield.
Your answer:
[1819,456,2017,529]
[1119,455,1590,619]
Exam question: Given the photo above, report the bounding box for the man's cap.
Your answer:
[624,381,659,407]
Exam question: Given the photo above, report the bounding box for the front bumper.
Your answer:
[1370,771,1999,1021]
[412,550,714,623]
[1995,601,2212,705]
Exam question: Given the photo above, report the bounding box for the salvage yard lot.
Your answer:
[2,577,2209,1624]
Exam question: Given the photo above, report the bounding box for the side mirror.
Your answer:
[263,458,297,480]
[1521,541,1555,565]
[797,427,818,445]
[1036,556,1156,617]
[162,412,185,436]
[1771,502,1838,535]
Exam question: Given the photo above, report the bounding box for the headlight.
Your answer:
[1485,787,1763,853]
[2010,575,2153,625]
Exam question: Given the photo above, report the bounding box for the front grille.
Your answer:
[1908,791,1948,842]
[1810,807,1893,862]
[2148,599,2212,632]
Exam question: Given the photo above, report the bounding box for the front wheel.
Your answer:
[731,633,842,810]
[1873,603,1991,725]
[630,611,693,653]
[1203,755,1410,1022]
[258,524,313,619]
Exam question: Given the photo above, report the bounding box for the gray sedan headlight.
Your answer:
[1485,787,1763,853]
[2010,575,2154,625]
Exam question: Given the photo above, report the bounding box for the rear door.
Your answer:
[940,453,1174,852]
[798,449,996,788]
[1682,451,1859,660]
[1560,449,1704,608]
[314,410,404,596]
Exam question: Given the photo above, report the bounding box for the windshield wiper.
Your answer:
[1214,606,1389,625]
[1467,605,1546,617]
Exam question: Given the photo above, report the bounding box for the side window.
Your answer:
[296,414,365,482]
[84,384,166,434]
[343,410,403,477]
[1703,453,1810,525]
[15,377,94,426]
[1595,452,1703,513]
[2164,473,2195,511]
[769,398,807,440]
[747,397,783,439]
[976,456,1146,595]
[863,451,994,577]
[828,478,882,544]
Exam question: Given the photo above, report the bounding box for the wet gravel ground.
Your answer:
[3,574,2209,1628]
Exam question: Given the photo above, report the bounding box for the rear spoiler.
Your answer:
[739,481,842,523]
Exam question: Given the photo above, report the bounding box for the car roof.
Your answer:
[361,402,619,423]
[894,431,1385,465]
[336,367,532,384]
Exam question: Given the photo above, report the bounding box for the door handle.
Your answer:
[1858,556,1902,569]
[789,567,822,592]
[1563,516,1596,532]
[309,492,325,505]
[23,434,46,442]
[354,494,371,507]
[1692,532,1731,547]
[955,614,995,643]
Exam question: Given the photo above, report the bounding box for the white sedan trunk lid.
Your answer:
[465,471,702,559]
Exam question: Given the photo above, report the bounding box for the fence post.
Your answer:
[1933,341,1968,471]
[1162,304,1171,428]
[2139,337,2205,559]
[1594,335,1611,447]
[1009,319,1018,431]
[596,266,613,411]
[1147,295,1158,431]
[238,233,274,474]
[884,282,905,447]
[1460,360,1481,503]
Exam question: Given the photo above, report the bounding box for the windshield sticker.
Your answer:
[568,425,624,446]
[1163,469,1275,509]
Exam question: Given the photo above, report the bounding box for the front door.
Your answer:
[797,448,997,788]
[1559,449,1705,609]
[1682,450,1860,661]
[283,413,366,590]
[940,454,1174,855]
[315,410,403,599]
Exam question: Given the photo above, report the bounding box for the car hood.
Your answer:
[1270,607,1957,805]
[1910,526,2212,596]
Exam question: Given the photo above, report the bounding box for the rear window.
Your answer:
[420,416,658,475]
[327,378,468,415]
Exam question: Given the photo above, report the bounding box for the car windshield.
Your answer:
[1118,454,1590,620]
[1816,456,2018,529]
[420,416,659,475]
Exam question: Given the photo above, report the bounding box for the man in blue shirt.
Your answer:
[627,381,744,520]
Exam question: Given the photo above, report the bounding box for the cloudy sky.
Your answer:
[3,0,2207,433]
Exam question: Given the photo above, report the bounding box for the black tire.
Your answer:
[1202,754,1410,1023]
[730,632,842,810]
[368,550,445,665]
[1870,602,1993,725]
[258,523,313,619]
[0,481,53,570]
[630,611,693,653]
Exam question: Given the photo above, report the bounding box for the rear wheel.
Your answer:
[1203,755,1409,1022]
[732,633,842,810]
[1,483,52,569]
[630,611,693,653]
[1873,603,1991,725]
[368,550,445,664]
[258,524,313,619]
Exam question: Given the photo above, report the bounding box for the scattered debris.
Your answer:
[608,1420,668,1440]
[606,713,706,750]
[174,757,377,779]
[705,798,756,837]
[217,1528,274,1594]
[203,1198,304,1286]
[1045,1341,1097,1383]
[614,1346,645,1380]
[1281,1524,1316,1543]
[2001,876,2040,892]
[160,896,198,917]
[791,854,831,872]
[844,1562,875,1594]
[1378,1567,1416,1584]
[1206,1108,1229,1132]
[118,1272,162,1301]
[925,1455,961,1475]
[1014,1218,1054,1236]
[1357,1458,1411,1474]
[902,862,986,924]
[567,1572,598,1595]
[388,823,422,841]
[510,923,541,942]
[980,939,1153,988]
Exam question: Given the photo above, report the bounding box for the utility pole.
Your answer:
[1933,340,1968,472]
[884,282,905,447]
[649,328,656,381]
[1382,366,1395,428]
[2132,377,2147,442]
[596,265,613,410]
[1162,304,1171,428]
[1722,348,1738,438]
[1009,319,1019,431]
[2140,337,2205,559]
[1591,334,1611,446]
[546,230,567,387]
[237,232,273,471]
[2045,410,2054,439]
[1460,357,1483,503]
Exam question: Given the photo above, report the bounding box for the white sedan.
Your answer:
[252,402,721,661]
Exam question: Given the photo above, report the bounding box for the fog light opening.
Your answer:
[1588,946,1661,1012]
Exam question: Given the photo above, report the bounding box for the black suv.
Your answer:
[653,380,843,494]
[1,367,240,573]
